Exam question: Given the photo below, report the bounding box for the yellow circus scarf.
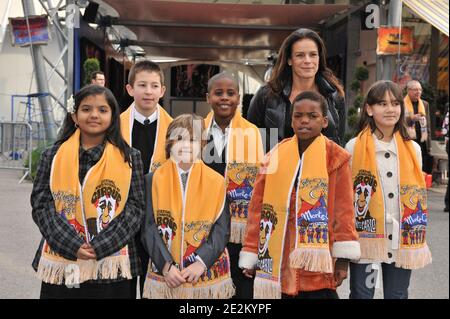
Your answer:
[37,129,132,285]
[254,135,332,299]
[204,111,263,244]
[351,128,432,269]
[143,160,235,299]
[120,103,172,172]
[404,95,426,116]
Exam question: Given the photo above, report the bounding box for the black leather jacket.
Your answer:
[247,75,346,151]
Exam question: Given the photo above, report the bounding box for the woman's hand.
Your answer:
[242,268,255,278]
[163,262,186,288]
[180,261,206,285]
[76,243,96,260]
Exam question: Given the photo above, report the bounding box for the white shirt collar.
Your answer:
[211,119,230,133]
[210,119,230,154]
[133,106,158,125]
[177,164,192,175]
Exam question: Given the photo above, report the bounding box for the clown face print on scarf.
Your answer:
[97,195,117,230]
[353,170,377,233]
[89,179,122,238]
[257,204,278,274]
[259,219,273,258]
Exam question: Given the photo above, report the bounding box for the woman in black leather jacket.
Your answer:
[248,28,346,151]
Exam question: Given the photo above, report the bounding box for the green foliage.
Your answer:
[355,66,369,82]
[348,113,359,129]
[347,107,357,117]
[350,79,361,92]
[24,143,50,181]
[347,65,368,137]
[353,95,364,109]
[83,58,100,86]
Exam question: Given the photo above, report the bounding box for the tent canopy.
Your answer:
[403,0,449,36]
[98,0,349,63]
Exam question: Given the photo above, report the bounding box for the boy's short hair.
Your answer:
[207,72,239,93]
[128,60,164,86]
[165,113,205,159]
[291,91,328,116]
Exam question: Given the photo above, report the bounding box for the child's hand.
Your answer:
[334,259,349,287]
[180,261,206,285]
[242,268,255,278]
[163,262,186,288]
[77,243,96,260]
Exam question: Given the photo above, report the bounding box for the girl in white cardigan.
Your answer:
[345,80,431,299]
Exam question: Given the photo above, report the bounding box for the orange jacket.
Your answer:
[240,137,360,295]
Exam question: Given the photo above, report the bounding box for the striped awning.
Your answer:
[403,0,449,36]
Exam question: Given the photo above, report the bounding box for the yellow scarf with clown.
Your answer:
[351,128,432,269]
[254,135,332,299]
[143,159,235,299]
[37,129,132,285]
[204,110,263,243]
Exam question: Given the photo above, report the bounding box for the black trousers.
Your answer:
[446,182,449,209]
[40,279,135,299]
[282,289,339,299]
[419,141,433,174]
[227,242,254,299]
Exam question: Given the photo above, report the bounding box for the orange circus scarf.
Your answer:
[254,135,332,299]
[142,160,235,299]
[120,103,172,172]
[351,128,432,269]
[404,95,426,116]
[37,129,132,285]
[204,111,263,244]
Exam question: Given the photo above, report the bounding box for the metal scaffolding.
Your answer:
[21,0,77,141]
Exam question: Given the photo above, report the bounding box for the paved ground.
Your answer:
[0,169,448,299]
[0,170,41,298]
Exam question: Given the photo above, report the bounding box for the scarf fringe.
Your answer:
[253,276,281,299]
[36,258,69,285]
[289,247,333,273]
[37,255,131,285]
[359,238,389,262]
[229,221,246,244]
[143,277,235,299]
[92,255,132,281]
[395,244,432,269]
[78,259,96,283]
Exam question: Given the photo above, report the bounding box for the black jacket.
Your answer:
[247,75,346,151]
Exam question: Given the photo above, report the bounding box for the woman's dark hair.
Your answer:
[291,91,329,117]
[268,28,344,97]
[57,84,132,165]
[357,80,410,140]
